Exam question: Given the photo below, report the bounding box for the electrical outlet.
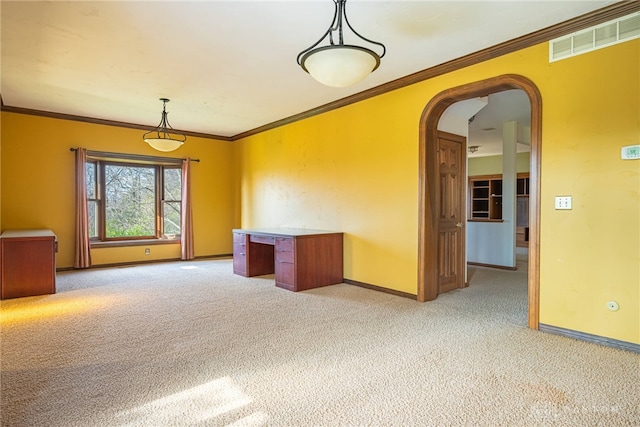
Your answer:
[607,301,620,312]
[145,248,150,255]
[555,196,572,210]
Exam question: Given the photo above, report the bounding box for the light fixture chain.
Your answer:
[336,0,344,45]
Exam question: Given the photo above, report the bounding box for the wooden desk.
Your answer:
[1,229,57,299]
[232,228,343,292]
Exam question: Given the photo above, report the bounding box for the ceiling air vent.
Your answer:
[550,12,640,62]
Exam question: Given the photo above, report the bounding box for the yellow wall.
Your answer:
[0,112,237,267]
[237,94,419,290]
[237,40,639,344]
[538,41,639,344]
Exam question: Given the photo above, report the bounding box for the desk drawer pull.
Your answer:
[250,235,275,245]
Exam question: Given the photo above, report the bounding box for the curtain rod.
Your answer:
[69,148,200,163]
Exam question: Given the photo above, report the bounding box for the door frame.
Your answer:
[417,74,542,330]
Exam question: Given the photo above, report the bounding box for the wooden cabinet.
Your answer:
[469,173,531,246]
[233,229,343,292]
[516,226,529,248]
[469,175,502,220]
[1,229,57,299]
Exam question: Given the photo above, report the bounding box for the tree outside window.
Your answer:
[163,168,182,238]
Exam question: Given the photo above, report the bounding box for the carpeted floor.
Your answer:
[1,255,638,426]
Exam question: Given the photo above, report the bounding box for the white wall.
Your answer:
[466,121,518,267]
[438,97,487,136]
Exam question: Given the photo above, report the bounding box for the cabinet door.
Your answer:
[1,236,56,299]
[516,197,530,227]
[275,261,295,291]
[490,179,503,220]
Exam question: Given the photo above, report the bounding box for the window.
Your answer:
[163,168,182,237]
[86,158,182,243]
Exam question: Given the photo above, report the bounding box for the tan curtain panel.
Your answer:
[181,158,195,260]
[74,147,92,268]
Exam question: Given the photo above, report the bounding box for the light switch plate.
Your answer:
[555,196,572,210]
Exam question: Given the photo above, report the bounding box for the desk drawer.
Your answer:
[275,250,294,263]
[275,237,294,251]
[233,243,246,255]
[233,233,247,244]
[250,235,275,245]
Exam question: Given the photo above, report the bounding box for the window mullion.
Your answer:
[98,162,106,240]
[156,165,163,238]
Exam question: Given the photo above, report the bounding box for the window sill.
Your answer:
[467,219,505,223]
[90,239,180,249]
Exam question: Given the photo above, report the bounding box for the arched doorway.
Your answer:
[417,74,542,330]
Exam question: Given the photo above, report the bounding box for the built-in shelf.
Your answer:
[469,175,502,220]
[468,173,530,246]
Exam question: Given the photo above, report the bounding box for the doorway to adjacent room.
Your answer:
[417,74,542,330]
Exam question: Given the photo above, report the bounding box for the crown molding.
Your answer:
[0,102,234,142]
[233,1,639,141]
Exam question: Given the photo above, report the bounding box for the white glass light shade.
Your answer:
[301,45,380,87]
[144,138,184,152]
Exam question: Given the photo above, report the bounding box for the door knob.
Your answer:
[456,222,463,228]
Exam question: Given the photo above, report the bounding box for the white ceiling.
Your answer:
[468,89,532,157]
[0,1,618,139]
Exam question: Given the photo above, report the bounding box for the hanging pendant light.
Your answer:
[297,0,386,88]
[143,98,186,152]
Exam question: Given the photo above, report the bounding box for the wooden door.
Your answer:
[436,131,466,294]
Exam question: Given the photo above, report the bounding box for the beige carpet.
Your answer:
[1,256,638,426]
